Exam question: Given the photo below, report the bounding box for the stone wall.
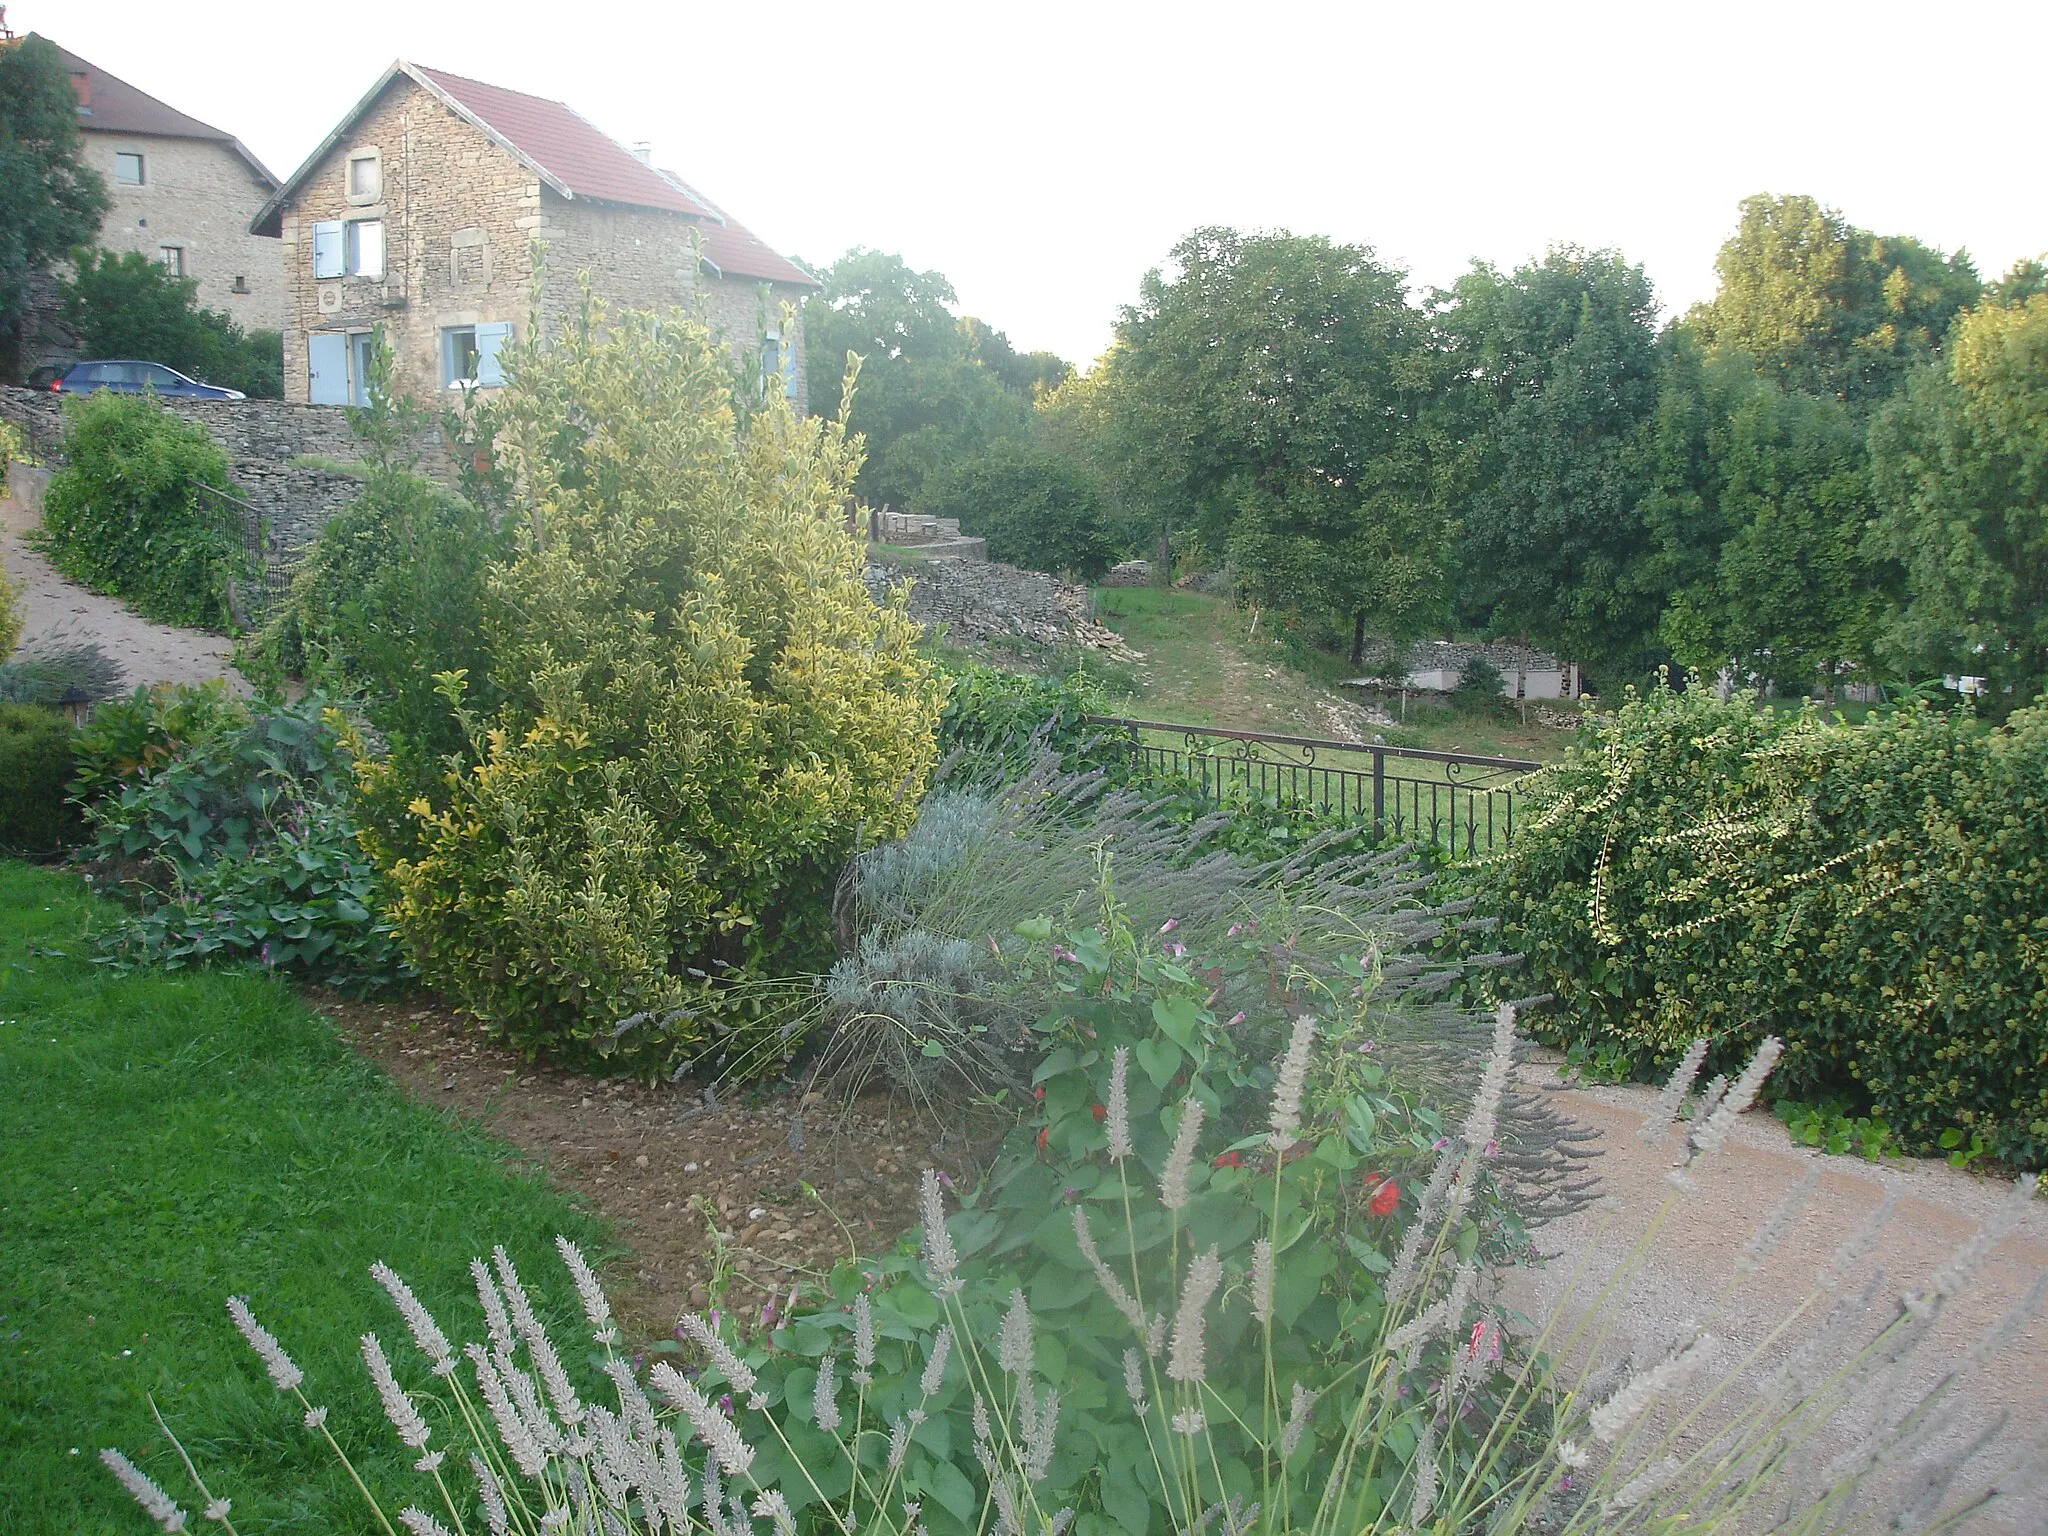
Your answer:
[698,268,810,412]
[83,131,283,333]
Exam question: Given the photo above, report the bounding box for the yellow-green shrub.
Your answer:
[354,293,944,1071]
[1467,686,2048,1166]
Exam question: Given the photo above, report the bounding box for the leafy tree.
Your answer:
[1869,291,2048,711]
[1095,227,1448,655]
[922,439,1116,579]
[0,34,108,376]
[1648,344,1884,692]
[800,249,1029,508]
[1445,249,1665,681]
[1690,193,1980,405]
[960,315,1071,396]
[62,250,283,397]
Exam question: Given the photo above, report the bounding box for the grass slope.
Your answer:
[0,863,606,1533]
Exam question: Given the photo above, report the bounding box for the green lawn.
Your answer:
[0,863,607,1533]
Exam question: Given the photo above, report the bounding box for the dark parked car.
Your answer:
[46,360,245,401]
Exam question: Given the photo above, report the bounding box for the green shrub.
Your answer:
[61,249,284,398]
[921,439,1119,579]
[253,466,507,767]
[0,702,80,855]
[354,291,944,1071]
[39,391,250,627]
[1466,684,2048,1165]
[934,662,1120,783]
[72,680,250,806]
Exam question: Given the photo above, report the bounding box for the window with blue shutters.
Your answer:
[312,221,343,280]
[474,322,511,388]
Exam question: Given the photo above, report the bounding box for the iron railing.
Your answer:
[188,480,296,619]
[1085,716,1541,856]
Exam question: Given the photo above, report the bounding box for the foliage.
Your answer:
[1449,655,1505,714]
[354,290,945,1072]
[0,561,19,660]
[960,315,1072,397]
[93,791,411,994]
[1774,1098,1896,1161]
[1095,229,1449,652]
[1688,193,1980,405]
[1868,290,2048,712]
[800,249,1042,509]
[254,465,508,766]
[0,864,604,1530]
[1463,683,2048,1165]
[0,700,82,855]
[0,33,109,375]
[933,663,1117,785]
[39,389,249,628]
[61,249,284,397]
[77,689,408,991]
[923,439,1118,580]
[1444,249,1665,682]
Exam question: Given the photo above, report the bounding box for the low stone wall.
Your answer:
[865,555,1138,659]
[0,385,451,554]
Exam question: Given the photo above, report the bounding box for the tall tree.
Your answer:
[800,249,1029,509]
[960,316,1072,397]
[1691,194,1980,406]
[1445,249,1665,681]
[1096,228,1448,653]
[0,34,109,376]
[1869,291,2048,711]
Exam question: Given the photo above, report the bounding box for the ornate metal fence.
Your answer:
[1085,716,1541,856]
[188,480,296,620]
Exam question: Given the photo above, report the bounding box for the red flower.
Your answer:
[1091,1103,1107,1122]
[1037,1127,1050,1149]
[1368,1177,1400,1218]
[1211,1150,1246,1169]
[1033,1086,1045,1102]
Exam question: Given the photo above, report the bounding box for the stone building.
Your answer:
[249,61,817,408]
[56,41,283,333]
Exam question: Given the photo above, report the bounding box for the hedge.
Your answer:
[1465,686,2047,1166]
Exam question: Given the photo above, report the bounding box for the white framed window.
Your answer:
[157,245,184,277]
[346,150,381,203]
[442,322,511,388]
[114,151,144,185]
[345,219,384,278]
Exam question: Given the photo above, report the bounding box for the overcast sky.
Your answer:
[32,0,2047,367]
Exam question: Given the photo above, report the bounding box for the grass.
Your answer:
[1086,586,1573,763]
[0,862,607,1534]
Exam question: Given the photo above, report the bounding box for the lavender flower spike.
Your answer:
[555,1235,618,1346]
[226,1296,303,1393]
[650,1362,755,1477]
[1167,1247,1224,1385]
[1160,1097,1205,1212]
[101,1448,188,1532]
[362,1333,431,1453]
[1268,1015,1317,1149]
[998,1288,1034,1376]
[919,1169,963,1296]
[1105,1046,1133,1162]
[1642,1038,1710,1145]
[370,1260,457,1377]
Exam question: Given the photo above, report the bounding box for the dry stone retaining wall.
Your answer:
[864,555,1136,658]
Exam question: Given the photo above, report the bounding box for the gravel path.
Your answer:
[1506,1061,2048,1531]
[2,463,247,693]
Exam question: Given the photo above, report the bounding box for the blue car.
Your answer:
[47,359,246,401]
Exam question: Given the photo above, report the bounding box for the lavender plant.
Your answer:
[103,1022,2043,1535]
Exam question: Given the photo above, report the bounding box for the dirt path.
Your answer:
[1,463,246,694]
[1505,1064,2048,1532]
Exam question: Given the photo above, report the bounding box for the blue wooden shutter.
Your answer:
[312,221,344,279]
[307,333,349,405]
[474,322,512,387]
[782,328,798,398]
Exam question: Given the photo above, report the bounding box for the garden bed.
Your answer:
[317,992,951,1336]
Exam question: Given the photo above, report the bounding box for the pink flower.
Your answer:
[1226,1012,1246,1027]
[1159,919,1179,934]
[1167,943,1187,959]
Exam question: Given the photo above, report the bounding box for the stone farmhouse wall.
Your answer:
[272,75,807,410]
[698,268,810,410]
[85,131,283,333]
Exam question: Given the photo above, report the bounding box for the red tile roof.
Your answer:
[50,40,278,184]
[660,172,818,289]
[412,65,711,218]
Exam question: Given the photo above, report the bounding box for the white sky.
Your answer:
[31,0,2048,368]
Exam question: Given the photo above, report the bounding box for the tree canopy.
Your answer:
[63,250,283,398]
[0,34,108,375]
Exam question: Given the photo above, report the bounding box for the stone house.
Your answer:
[56,41,283,334]
[249,61,817,409]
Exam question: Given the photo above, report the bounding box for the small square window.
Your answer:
[158,246,184,277]
[347,154,380,200]
[114,151,144,185]
[232,275,250,294]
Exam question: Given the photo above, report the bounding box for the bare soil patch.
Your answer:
[314,993,959,1340]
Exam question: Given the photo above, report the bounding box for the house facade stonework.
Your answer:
[252,63,816,410]
[57,43,282,334]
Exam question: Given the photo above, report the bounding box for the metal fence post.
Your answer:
[1372,747,1385,842]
